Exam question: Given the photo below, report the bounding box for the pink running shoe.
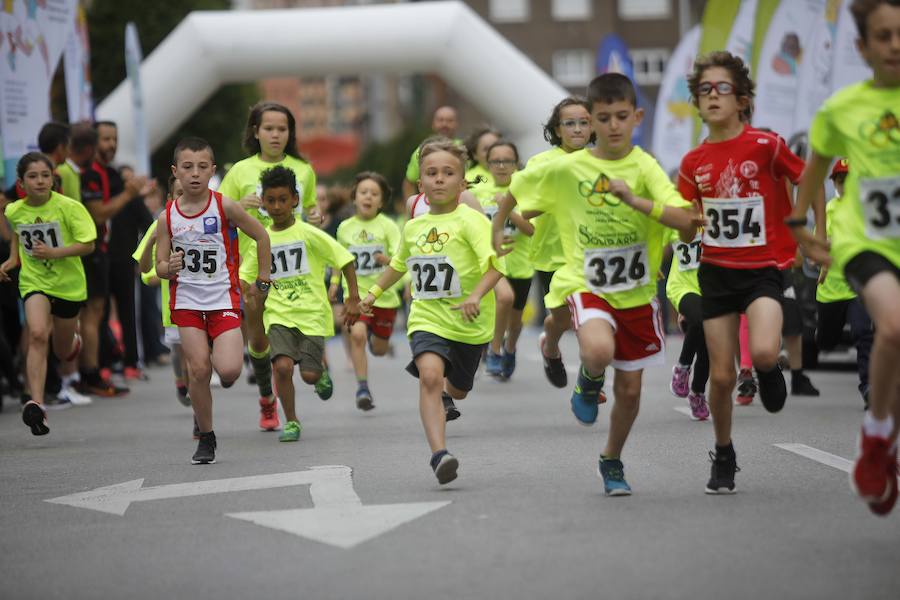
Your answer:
[258,396,280,431]
[736,368,756,406]
[688,391,710,421]
[670,364,691,398]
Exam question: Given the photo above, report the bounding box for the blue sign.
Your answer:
[595,34,655,147]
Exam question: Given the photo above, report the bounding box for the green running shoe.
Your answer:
[315,369,334,401]
[278,420,301,442]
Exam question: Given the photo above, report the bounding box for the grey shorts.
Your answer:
[406,330,486,392]
[268,324,324,374]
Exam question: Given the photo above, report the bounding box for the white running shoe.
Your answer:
[58,384,93,406]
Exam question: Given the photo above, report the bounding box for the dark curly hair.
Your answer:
[259,165,298,195]
[543,96,595,147]
[688,51,755,123]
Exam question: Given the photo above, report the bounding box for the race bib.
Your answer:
[349,244,385,276]
[407,255,461,300]
[17,221,63,257]
[583,243,649,294]
[673,235,702,272]
[860,175,900,240]
[703,196,766,248]
[173,241,223,281]
[483,205,516,236]
[270,241,310,280]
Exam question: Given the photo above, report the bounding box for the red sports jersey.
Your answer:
[678,126,803,269]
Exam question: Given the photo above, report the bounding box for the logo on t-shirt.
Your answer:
[862,110,900,148]
[356,229,375,243]
[739,160,759,179]
[416,227,449,253]
[203,216,218,234]
[578,173,621,208]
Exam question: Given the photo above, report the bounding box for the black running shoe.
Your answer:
[705,448,740,494]
[22,400,49,436]
[442,392,460,421]
[756,367,787,413]
[192,431,217,464]
[430,450,459,485]
[540,332,567,388]
[791,372,820,396]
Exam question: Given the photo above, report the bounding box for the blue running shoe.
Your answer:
[485,350,502,377]
[598,456,632,496]
[500,349,516,380]
[570,366,605,425]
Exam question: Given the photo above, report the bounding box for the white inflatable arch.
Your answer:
[97,1,568,168]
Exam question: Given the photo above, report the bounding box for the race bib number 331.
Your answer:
[17,221,62,257]
[407,255,461,300]
[583,243,649,294]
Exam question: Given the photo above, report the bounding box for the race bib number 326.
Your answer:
[860,175,900,240]
[703,196,766,248]
[407,255,461,300]
[583,243,649,294]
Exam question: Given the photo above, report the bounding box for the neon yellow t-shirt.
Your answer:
[816,197,857,303]
[242,220,353,337]
[218,153,317,281]
[132,221,174,328]
[512,147,691,310]
[517,146,567,272]
[391,203,500,345]
[465,163,493,197]
[4,192,96,302]
[665,229,702,310]
[56,161,81,202]
[473,181,533,280]
[809,81,900,274]
[336,213,403,309]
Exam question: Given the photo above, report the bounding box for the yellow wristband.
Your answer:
[369,284,384,299]
[648,202,664,222]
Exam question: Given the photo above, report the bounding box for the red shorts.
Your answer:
[171,309,242,340]
[566,292,665,371]
[358,307,397,340]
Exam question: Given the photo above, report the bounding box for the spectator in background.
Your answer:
[138,183,169,365]
[401,106,459,200]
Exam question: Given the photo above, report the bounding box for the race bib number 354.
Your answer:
[860,175,900,240]
[583,243,649,294]
[407,255,461,300]
[703,196,766,248]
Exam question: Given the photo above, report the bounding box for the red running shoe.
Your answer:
[258,396,280,431]
[851,430,895,509]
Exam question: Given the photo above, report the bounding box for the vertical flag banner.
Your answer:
[596,34,651,147]
[793,0,843,143]
[694,0,742,142]
[750,0,783,75]
[725,0,759,68]
[652,25,701,176]
[830,0,871,92]
[125,22,150,176]
[64,3,92,122]
[753,0,826,139]
[0,0,77,185]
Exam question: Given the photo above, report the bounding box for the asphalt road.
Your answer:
[1,328,898,600]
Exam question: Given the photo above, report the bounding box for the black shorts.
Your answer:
[781,270,803,337]
[698,262,783,320]
[406,330,486,392]
[22,291,82,319]
[508,277,532,311]
[535,270,554,298]
[844,251,900,294]
[82,251,110,298]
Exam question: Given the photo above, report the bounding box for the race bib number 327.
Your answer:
[407,255,461,300]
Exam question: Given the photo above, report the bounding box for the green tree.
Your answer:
[87,0,258,185]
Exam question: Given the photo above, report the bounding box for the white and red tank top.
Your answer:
[409,193,430,219]
[166,190,241,312]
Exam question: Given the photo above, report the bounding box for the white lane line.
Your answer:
[773,443,852,473]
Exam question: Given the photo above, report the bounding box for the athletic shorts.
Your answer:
[268,324,324,374]
[536,270,554,298]
[22,291,82,319]
[698,262,783,320]
[508,277,532,311]
[172,308,241,340]
[82,251,110,298]
[844,250,900,294]
[406,330,486,392]
[781,270,803,337]
[359,306,397,340]
[566,292,665,371]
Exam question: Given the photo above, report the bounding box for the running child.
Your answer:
[679,51,808,494]
[242,166,360,442]
[472,140,534,379]
[790,0,900,515]
[333,171,400,411]
[156,137,271,464]
[494,73,701,495]
[217,101,319,432]
[359,139,504,485]
[666,229,710,420]
[0,152,96,435]
[464,126,501,195]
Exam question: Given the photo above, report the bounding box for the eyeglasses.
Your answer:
[488,159,516,167]
[560,119,590,129]
[697,81,735,96]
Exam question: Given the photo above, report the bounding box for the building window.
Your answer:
[617,0,670,20]
[630,48,670,86]
[552,0,591,21]
[552,49,594,87]
[489,0,529,23]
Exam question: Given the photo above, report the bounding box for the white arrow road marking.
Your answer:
[774,444,853,473]
[45,465,451,548]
